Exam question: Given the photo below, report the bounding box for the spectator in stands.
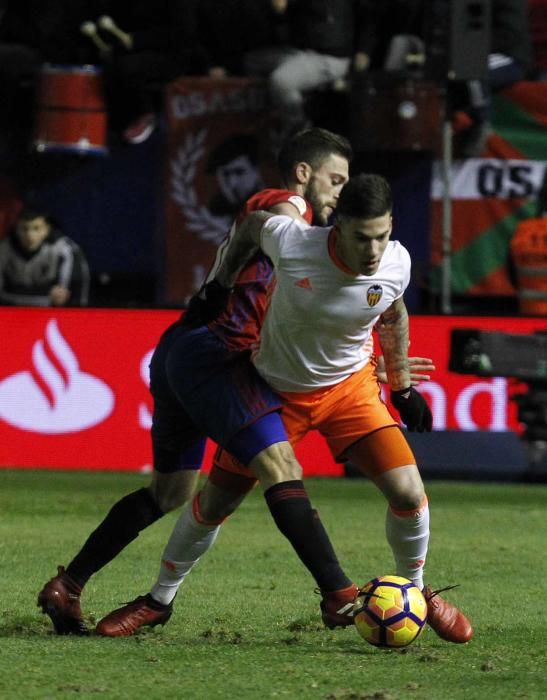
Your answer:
[528,0,547,80]
[0,207,90,306]
[242,0,374,137]
[460,0,533,157]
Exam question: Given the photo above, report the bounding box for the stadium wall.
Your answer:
[0,308,544,479]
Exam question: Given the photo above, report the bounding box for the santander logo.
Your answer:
[0,319,114,434]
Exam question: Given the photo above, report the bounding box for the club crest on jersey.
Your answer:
[366,284,383,306]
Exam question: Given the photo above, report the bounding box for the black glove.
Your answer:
[391,386,433,433]
[181,280,232,328]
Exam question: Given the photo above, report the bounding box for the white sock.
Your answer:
[385,497,430,590]
[150,501,221,606]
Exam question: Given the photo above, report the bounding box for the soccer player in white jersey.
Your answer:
[97,174,473,644]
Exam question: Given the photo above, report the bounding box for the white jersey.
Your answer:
[253,215,411,392]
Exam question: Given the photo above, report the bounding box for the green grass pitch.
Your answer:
[1,469,546,699]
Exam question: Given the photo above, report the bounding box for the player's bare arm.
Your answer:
[215,210,274,289]
[375,296,411,391]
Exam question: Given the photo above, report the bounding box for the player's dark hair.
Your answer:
[277,128,353,182]
[336,173,393,220]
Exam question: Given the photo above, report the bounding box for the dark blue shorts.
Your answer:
[150,323,284,473]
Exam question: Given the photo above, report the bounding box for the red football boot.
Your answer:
[37,566,88,635]
[96,595,172,637]
[423,585,474,643]
[320,583,359,629]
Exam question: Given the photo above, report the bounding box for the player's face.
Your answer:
[16,217,50,251]
[335,212,392,276]
[305,154,349,225]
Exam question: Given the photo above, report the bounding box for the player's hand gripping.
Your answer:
[182,280,232,328]
[391,387,433,433]
[376,356,435,386]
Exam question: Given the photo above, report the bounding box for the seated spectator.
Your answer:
[242,0,374,138]
[0,207,90,306]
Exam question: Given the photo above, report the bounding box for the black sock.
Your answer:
[66,488,164,587]
[264,480,352,592]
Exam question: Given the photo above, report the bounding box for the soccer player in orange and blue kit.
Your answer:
[38,128,359,634]
[97,174,473,645]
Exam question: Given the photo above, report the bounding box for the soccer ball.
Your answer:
[353,575,427,648]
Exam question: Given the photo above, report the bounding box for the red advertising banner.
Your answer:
[163,77,278,305]
[0,308,544,474]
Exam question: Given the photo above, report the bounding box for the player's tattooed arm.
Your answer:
[215,210,274,289]
[183,210,275,328]
[378,298,433,433]
[376,296,411,391]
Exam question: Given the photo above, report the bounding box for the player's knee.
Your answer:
[274,459,302,483]
[275,443,302,480]
[148,472,199,513]
[153,490,187,513]
[388,479,425,511]
[250,441,303,488]
[376,464,425,511]
[198,481,248,522]
[199,493,237,522]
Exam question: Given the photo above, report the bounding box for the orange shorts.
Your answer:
[211,361,416,489]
